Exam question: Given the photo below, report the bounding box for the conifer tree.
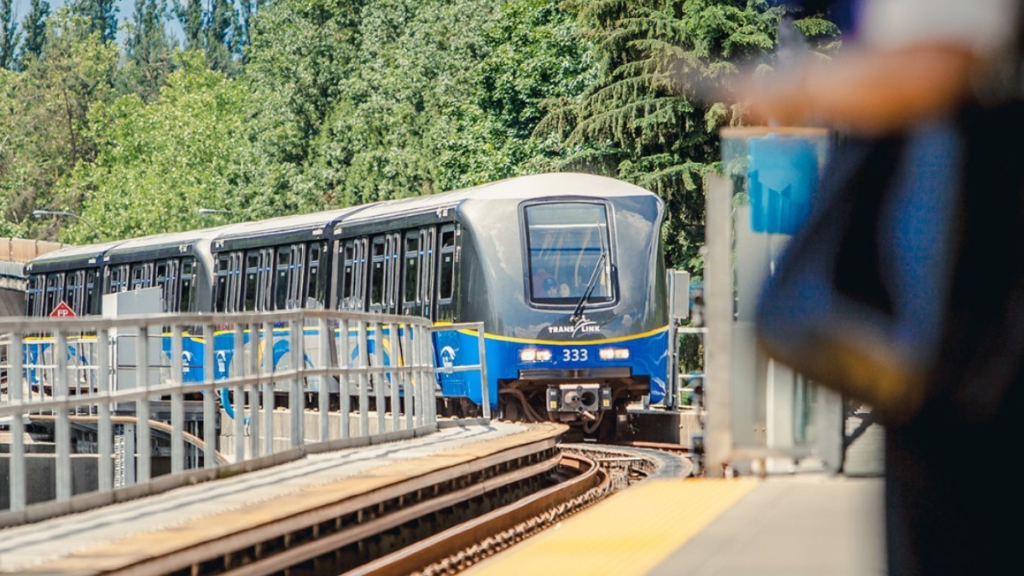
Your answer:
[20,0,50,62]
[72,0,119,43]
[172,0,203,51]
[0,0,19,70]
[125,0,174,99]
[206,0,238,73]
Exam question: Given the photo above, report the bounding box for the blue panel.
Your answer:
[748,136,818,234]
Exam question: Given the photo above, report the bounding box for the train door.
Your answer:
[401,231,422,317]
[129,263,154,291]
[421,228,436,320]
[242,249,274,311]
[382,232,400,315]
[105,264,130,294]
[273,244,305,310]
[337,238,368,311]
[368,236,387,313]
[44,272,65,314]
[65,270,86,315]
[306,242,327,308]
[155,259,180,312]
[434,223,459,322]
[179,259,196,312]
[26,274,45,316]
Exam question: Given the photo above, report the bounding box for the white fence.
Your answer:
[0,309,465,524]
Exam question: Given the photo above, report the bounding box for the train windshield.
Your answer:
[524,203,613,305]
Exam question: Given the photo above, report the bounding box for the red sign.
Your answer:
[50,301,77,318]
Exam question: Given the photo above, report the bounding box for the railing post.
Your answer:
[233,324,246,463]
[403,324,414,431]
[476,322,491,421]
[55,329,71,501]
[171,324,185,474]
[390,322,400,432]
[136,325,151,484]
[97,327,113,491]
[340,319,351,439]
[374,321,386,433]
[203,324,217,469]
[317,317,330,442]
[9,333,26,511]
[248,322,260,459]
[262,322,274,457]
[290,319,303,448]
[358,320,370,437]
[421,326,434,426]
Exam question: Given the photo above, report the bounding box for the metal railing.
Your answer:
[0,309,440,524]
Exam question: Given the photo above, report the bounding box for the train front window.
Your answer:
[524,203,614,305]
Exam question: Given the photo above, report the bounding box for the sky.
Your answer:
[10,0,185,45]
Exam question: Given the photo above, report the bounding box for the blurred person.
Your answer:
[749,1,1022,574]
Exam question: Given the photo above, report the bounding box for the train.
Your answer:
[24,173,669,436]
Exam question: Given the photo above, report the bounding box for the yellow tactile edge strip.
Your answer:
[463,478,759,576]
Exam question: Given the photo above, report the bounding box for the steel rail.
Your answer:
[347,453,607,576]
[88,433,563,576]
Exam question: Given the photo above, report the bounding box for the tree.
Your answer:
[71,0,119,43]
[537,0,837,272]
[123,0,174,100]
[172,0,203,51]
[65,52,254,242]
[0,0,19,70]
[1,10,118,239]
[206,0,239,74]
[20,0,50,63]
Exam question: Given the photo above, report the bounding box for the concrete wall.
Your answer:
[0,454,112,510]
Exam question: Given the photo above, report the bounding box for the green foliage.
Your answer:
[70,0,119,43]
[537,0,836,275]
[0,0,19,71]
[0,10,118,239]
[64,51,254,242]
[20,0,50,64]
[122,0,175,100]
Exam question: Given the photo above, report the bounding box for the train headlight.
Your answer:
[599,348,630,360]
[520,348,553,362]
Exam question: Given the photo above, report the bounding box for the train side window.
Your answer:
[438,225,456,301]
[421,228,435,317]
[45,273,65,314]
[85,270,97,314]
[307,242,326,308]
[403,232,420,306]
[106,264,129,294]
[275,248,292,310]
[369,236,386,310]
[243,251,260,311]
[229,252,244,312]
[65,270,85,314]
[180,258,196,312]
[27,275,45,316]
[289,244,305,309]
[339,241,355,307]
[214,254,230,312]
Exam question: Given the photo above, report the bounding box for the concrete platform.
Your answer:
[463,475,885,576]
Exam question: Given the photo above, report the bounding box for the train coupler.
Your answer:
[546,383,613,417]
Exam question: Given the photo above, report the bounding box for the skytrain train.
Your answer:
[24,173,669,436]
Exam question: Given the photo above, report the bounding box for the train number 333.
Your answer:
[562,348,589,362]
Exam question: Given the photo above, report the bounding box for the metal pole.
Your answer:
[55,330,71,501]
[403,325,414,431]
[9,333,26,511]
[248,323,261,459]
[171,324,185,474]
[261,322,273,457]
[233,324,246,463]
[318,317,330,442]
[203,324,217,469]
[358,321,370,437]
[290,319,303,448]
[389,323,400,432]
[98,327,113,491]
[476,323,491,421]
[136,326,151,484]
[704,175,734,478]
[340,319,351,439]
[374,322,386,433]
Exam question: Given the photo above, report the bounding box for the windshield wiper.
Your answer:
[571,251,607,322]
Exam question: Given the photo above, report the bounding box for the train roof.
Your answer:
[104,225,237,264]
[335,173,660,228]
[24,239,129,273]
[210,207,360,251]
